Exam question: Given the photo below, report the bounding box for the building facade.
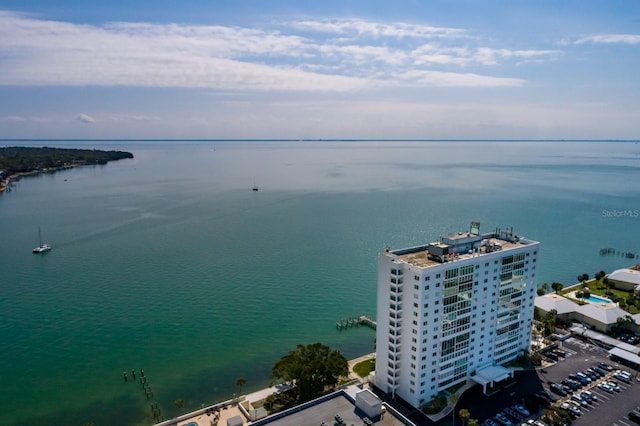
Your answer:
[374,223,539,408]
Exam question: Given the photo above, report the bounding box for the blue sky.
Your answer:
[0,1,639,139]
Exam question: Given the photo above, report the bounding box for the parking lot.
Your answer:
[454,336,640,426]
[537,337,640,425]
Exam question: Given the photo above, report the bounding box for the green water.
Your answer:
[1,141,639,425]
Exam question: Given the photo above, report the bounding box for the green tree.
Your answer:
[459,408,470,426]
[595,270,606,281]
[468,419,479,426]
[551,282,563,294]
[272,342,349,402]
[236,377,247,395]
[537,288,545,296]
[541,283,549,292]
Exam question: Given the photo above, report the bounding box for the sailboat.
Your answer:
[33,227,51,254]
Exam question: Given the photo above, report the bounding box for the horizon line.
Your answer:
[1,138,639,143]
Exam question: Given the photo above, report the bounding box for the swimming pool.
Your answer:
[184,422,198,426]
[586,295,611,304]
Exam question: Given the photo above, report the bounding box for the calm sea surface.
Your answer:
[1,141,639,425]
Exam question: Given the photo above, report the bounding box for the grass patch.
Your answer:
[353,358,375,378]
[445,381,466,395]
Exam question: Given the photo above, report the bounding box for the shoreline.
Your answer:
[0,164,78,192]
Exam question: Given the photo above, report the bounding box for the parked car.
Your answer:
[514,404,530,417]
[614,372,632,383]
[561,402,581,417]
[562,379,580,390]
[605,381,621,392]
[538,390,557,402]
[616,369,632,379]
[586,368,602,378]
[495,412,513,426]
[580,390,597,402]
[575,372,591,384]
[598,362,613,371]
[553,349,566,358]
[570,394,588,407]
[583,370,597,380]
[598,382,615,393]
[533,394,551,408]
[550,383,568,396]
[483,419,499,426]
[629,410,640,424]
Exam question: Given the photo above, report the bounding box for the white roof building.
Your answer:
[608,268,640,291]
[375,223,539,409]
[535,293,579,316]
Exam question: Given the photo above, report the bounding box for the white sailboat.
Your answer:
[33,227,51,253]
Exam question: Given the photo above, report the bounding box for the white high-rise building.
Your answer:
[374,222,539,408]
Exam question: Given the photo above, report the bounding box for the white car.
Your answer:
[561,402,581,417]
[598,382,614,393]
[606,381,621,392]
[570,395,588,407]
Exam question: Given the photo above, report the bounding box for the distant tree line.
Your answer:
[0,146,133,176]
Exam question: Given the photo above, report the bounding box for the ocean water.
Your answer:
[1,140,639,426]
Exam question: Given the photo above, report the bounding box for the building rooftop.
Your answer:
[535,294,580,315]
[609,268,640,286]
[388,228,537,269]
[252,390,411,426]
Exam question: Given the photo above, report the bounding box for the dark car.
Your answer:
[538,390,558,402]
[550,383,568,396]
[562,379,581,390]
[586,368,602,378]
[598,362,613,371]
[629,410,640,424]
[534,393,551,407]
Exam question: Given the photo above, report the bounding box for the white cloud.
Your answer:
[395,70,524,87]
[76,113,96,123]
[0,10,543,92]
[289,19,467,39]
[575,34,640,45]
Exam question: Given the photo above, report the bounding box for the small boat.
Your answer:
[33,227,51,254]
[252,182,259,191]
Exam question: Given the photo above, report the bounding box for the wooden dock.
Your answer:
[336,315,376,331]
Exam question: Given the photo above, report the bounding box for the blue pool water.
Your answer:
[587,295,611,304]
[185,422,197,426]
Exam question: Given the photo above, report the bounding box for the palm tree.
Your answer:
[468,419,479,426]
[236,377,247,395]
[449,393,458,426]
[459,408,470,426]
